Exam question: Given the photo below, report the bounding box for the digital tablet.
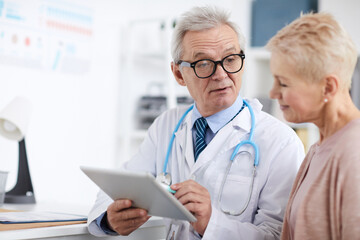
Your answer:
[81,166,196,222]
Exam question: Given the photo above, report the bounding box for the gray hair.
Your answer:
[171,6,246,63]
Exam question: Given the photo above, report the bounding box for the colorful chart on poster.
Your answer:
[0,0,93,74]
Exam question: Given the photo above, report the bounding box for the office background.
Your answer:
[0,0,359,210]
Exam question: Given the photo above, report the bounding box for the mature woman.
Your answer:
[266,13,360,239]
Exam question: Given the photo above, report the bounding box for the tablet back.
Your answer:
[81,166,196,222]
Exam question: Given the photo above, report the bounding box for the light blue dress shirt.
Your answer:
[191,94,244,145]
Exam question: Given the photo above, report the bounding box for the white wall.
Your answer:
[319,0,360,53]
[0,0,121,208]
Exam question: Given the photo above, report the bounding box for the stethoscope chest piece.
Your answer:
[156,172,176,194]
[156,172,172,186]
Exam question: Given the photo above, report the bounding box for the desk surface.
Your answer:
[0,203,166,240]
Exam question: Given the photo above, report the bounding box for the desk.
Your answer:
[0,203,166,240]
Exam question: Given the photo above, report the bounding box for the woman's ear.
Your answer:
[323,74,339,100]
[171,62,186,86]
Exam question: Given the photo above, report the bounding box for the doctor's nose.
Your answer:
[210,62,228,80]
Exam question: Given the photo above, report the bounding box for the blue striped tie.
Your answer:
[194,117,208,161]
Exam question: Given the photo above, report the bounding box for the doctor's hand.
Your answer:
[106,199,151,236]
[171,180,212,236]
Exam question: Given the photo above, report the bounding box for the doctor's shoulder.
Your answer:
[256,110,303,146]
[150,105,193,131]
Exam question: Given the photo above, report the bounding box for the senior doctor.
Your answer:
[87,6,304,240]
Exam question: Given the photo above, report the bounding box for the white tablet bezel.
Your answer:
[81,166,196,222]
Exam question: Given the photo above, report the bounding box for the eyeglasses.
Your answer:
[178,52,245,79]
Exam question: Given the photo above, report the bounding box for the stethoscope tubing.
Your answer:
[230,100,259,166]
[163,99,258,173]
[161,99,259,216]
[163,105,194,173]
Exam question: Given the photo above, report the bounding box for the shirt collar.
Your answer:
[191,94,244,134]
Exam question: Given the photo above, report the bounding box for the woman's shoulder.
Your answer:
[336,118,360,145]
[326,118,360,168]
[256,109,299,141]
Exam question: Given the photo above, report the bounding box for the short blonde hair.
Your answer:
[266,12,358,89]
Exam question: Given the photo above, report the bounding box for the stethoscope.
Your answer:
[156,99,259,216]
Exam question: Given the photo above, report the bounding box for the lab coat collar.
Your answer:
[191,95,244,134]
[175,99,263,176]
[191,98,263,175]
[229,98,262,133]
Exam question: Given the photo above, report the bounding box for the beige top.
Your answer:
[281,119,360,240]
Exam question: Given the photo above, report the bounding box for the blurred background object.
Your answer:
[0,171,8,205]
[0,96,35,203]
[351,56,360,109]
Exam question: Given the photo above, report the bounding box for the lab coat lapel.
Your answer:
[222,99,260,152]
[226,105,253,151]
[175,114,195,170]
[191,102,254,174]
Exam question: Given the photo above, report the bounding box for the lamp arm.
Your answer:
[5,138,36,203]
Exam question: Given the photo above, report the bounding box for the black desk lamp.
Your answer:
[0,97,35,204]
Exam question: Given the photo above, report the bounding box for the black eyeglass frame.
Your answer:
[177,51,245,79]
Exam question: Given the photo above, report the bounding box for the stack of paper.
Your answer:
[0,209,87,231]
[0,211,87,224]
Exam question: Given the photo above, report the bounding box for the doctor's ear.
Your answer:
[171,62,186,86]
[322,74,339,101]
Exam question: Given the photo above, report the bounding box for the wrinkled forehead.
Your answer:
[182,25,240,59]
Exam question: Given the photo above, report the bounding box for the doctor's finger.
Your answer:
[174,183,209,199]
[177,191,209,205]
[173,179,203,191]
[124,215,151,227]
[108,199,132,212]
[173,179,201,189]
[184,202,211,216]
[107,209,149,230]
[116,208,148,221]
[111,216,151,236]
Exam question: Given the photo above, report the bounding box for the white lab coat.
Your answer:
[88,99,305,240]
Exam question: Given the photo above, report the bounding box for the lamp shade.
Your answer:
[0,97,32,141]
